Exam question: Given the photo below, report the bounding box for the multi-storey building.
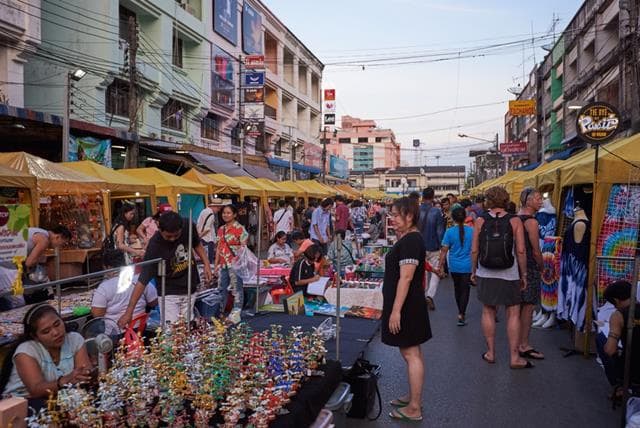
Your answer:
[325,115,401,172]
[4,0,322,175]
[354,165,465,198]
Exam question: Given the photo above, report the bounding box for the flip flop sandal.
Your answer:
[389,407,423,422]
[482,352,495,364]
[519,348,545,360]
[510,361,535,369]
[389,398,409,407]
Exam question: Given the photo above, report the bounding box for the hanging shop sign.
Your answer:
[508,99,536,116]
[576,101,620,145]
[323,101,336,112]
[242,3,263,55]
[247,123,261,138]
[245,54,264,69]
[69,136,112,167]
[213,0,238,45]
[0,204,29,261]
[324,89,336,101]
[499,141,528,155]
[243,87,264,103]
[243,103,264,121]
[244,71,264,86]
[324,114,336,125]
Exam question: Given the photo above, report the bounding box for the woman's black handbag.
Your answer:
[344,358,382,420]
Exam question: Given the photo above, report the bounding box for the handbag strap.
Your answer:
[221,226,236,258]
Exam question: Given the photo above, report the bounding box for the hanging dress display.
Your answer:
[537,200,560,311]
[595,185,640,305]
[557,218,590,331]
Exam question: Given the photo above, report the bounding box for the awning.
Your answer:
[190,152,251,177]
[181,168,240,195]
[267,157,321,174]
[560,131,579,146]
[244,163,279,181]
[515,162,541,171]
[209,174,263,198]
[546,145,584,162]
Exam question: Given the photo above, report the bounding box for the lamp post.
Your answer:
[62,68,86,162]
[458,132,501,178]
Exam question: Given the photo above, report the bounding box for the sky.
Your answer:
[262,0,583,168]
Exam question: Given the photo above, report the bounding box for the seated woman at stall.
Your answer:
[327,230,356,274]
[0,304,92,399]
[112,203,144,264]
[90,249,158,332]
[289,245,321,295]
[267,231,294,265]
[291,230,314,261]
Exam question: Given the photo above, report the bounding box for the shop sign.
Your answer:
[499,141,528,155]
[323,101,336,112]
[329,155,349,179]
[324,89,336,101]
[213,0,238,46]
[243,87,264,103]
[324,114,336,125]
[509,99,536,116]
[243,103,264,121]
[244,54,264,69]
[244,71,264,86]
[576,101,620,145]
[0,204,29,261]
[242,2,263,55]
[247,123,261,138]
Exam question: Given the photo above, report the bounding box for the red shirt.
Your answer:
[335,203,350,231]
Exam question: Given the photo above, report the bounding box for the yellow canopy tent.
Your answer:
[120,167,207,211]
[257,178,305,198]
[280,181,325,199]
[231,176,288,198]
[182,169,240,196]
[335,184,362,199]
[473,177,499,194]
[362,189,387,200]
[0,152,106,226]
[520,160,565,209]
[0,164,37,225]
[278,181,311,202]
[208,174,262,198]
[62,160,157,229]
[296,180,334,198]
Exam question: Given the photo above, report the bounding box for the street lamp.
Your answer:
[289,140,299,181]
[63,68,86,161]
[459,132,502,180]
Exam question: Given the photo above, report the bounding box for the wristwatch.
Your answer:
[57,376,64,389]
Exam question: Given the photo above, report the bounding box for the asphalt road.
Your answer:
[346,277,620,428]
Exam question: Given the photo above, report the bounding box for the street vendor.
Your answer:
[291,230,314,261]
[267,231,293,265]
[23,225,72,304]
[290,244,322,295]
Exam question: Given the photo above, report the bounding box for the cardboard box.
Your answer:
[0,397,27,428]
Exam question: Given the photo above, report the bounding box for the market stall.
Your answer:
[335,184,362,199]
[280,180,326,201]
[119,167,207,219]
[209,173,262,199]
[181,168,240,197]
[521,159,564,209]
[295,180,334,199]
[62,160,157,230]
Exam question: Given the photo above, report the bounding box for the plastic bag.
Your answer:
[231,246,258,283]
[628,397,640,427]
[316,317,336,341]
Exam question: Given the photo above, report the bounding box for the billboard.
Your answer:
[212,46,235,109]
[243,87,264,103]
[304,142,323,168]
[508,100,536,116]
[242,2,263,55]
[213,0,238,45]
[499,141,528,155]
[329,155,349,179]
[69,136,112,167]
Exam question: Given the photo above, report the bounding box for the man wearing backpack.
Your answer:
[197,198,224,264]
[471,186,530,369]
[419,187,445,310]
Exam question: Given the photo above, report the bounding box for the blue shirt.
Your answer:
[310,206,330,241]
[441,225,473,273]
[419,202,445,252]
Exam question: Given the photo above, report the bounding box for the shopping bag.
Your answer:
[344,358,381,420]
[231,246,258,283]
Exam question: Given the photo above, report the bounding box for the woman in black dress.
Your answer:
[383,197,431,422]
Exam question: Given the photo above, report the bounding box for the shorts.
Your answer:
[476,277,521,307]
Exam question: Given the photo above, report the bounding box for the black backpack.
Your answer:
[479,213,515,269]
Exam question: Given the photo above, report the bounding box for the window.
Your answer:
[105,79,129,117]
[161,98,185,131]
[274,138,283,156]
[119,7,136,42]
[358,137,368,143]
[338,138,351,144]
[201,114,220,140]
[172,29,183,68]
[375,137,383,142]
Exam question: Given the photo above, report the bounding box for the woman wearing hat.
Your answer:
[197,198,224,264]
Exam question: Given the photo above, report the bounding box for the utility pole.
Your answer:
[321,126,328,183]
[126,15,139,168]
[62,72,71,162]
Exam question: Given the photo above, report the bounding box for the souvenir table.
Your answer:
[354,251,386,279]
[323,279,383,311]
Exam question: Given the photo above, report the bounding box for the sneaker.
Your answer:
[457,317,466,327]
[228,309,242,325]
[426,297,435,311]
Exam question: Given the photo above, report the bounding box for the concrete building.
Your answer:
[0,0,40,108]
[354,165,465,198]
[326,115,401,172]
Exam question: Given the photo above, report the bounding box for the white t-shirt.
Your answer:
[273,208,293,234]
[91,273,157,325]
[196,207,218,243]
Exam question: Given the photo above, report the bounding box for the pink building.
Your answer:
[325,116,401,173]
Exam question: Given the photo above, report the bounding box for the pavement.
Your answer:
[346,276,621,428]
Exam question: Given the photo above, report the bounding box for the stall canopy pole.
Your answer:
[255,200,263,314]
[621,251,640,425]
[160,260,166,330]
[335,233,342,361]
[187,208,193,326]
[584,144,599,357]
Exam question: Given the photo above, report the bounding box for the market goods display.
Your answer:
[26,319,327,427]
[39,194,105,249]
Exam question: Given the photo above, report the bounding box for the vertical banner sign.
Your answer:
[213,0,238,45]
[212,46,235,109]
[324,89,336,101]
[575,101,620,144]
[0,204,29,261]
[242,2,263,55]
[323,89,336,126]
